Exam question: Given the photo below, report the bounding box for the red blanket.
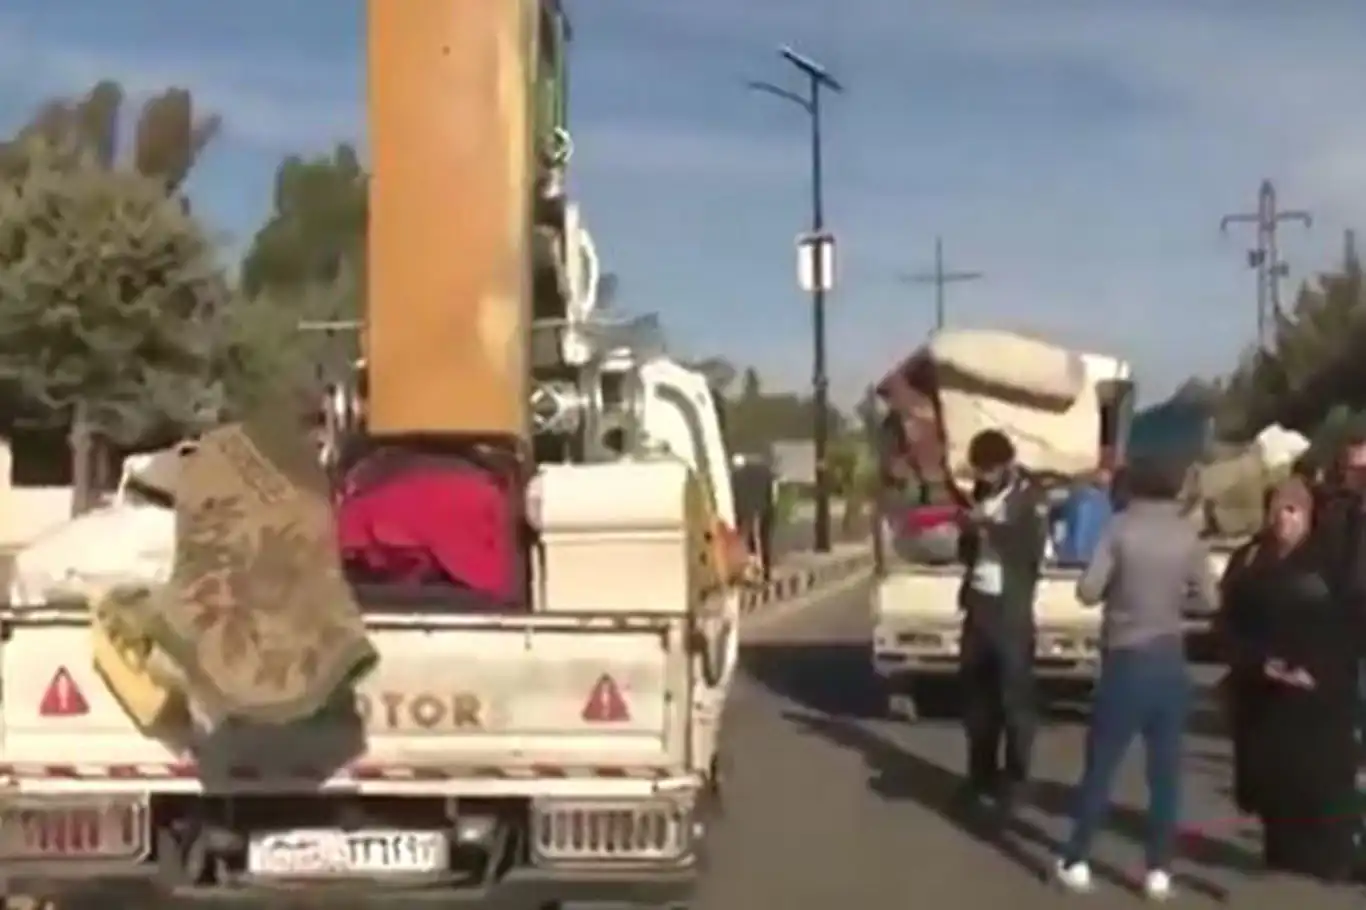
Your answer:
[337,452,518,601]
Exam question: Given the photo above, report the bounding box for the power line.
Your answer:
[1220,179,1312,348]
[898,235,984,330]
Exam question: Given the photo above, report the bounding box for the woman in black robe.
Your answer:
[1218,477,1360,882]
[1217,486,1278,816]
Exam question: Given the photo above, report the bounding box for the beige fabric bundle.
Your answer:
[930,330,1100,487]
[930,329,1086,409]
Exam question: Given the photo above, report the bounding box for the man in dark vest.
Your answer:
[956,429,1047,816]
[732,455,776,580]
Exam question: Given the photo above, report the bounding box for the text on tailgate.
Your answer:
[356,691,485,731]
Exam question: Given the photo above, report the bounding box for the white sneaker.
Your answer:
[1054,859,1094,893]
[1143,869,1173,901]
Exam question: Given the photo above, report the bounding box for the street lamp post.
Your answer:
[749,45,843,554]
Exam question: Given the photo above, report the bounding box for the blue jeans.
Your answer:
[1062,643,1190,870]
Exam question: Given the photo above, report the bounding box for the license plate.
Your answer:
[247,829,448,878]
[0,799,148,861]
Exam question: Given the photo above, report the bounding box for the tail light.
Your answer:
[525,475,544,530]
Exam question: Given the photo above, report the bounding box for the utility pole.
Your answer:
[898,236,984,330]
[1220,179,1312,348]
[749,46,844,553]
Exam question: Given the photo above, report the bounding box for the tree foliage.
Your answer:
[1216,233,1366,440]
[1,81,220,189]
[0,81,226,509]
[710,366,848,457]
[231,146,367,405]
[0,140,228,508]
[240,145,366,306]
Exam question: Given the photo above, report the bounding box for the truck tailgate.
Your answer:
[0,609,692,789]
[875,565,1095,627]
[876,561,1221,631]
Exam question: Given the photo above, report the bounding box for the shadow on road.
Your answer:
[742,639,1232,734]
[740,641,885,720]
[784,708,1252,900]
[743,638,1258,900]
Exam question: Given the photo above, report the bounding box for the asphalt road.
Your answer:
[694,579,1363,908]
[771,519,863,560]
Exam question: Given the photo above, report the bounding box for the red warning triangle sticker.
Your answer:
[39,667,89,718]
[581,674,630,723]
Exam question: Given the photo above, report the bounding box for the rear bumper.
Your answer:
[872,620,1101,681]
[3,865,698,908]
[873,649,1099,681]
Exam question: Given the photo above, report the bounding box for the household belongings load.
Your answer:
[876,329,1101,497]
[7,417,378,731]
[1181,424,1311,538]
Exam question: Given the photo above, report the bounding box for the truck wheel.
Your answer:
[890,677,961,722]
[887,690,920,722]
[155,823,208,888]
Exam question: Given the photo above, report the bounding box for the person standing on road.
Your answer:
[732,455,777,581]
[1217,476,1360,883]
[955,429,1047,816]
[1054,457,1217,901]
[1314,433,1366,879]
[1316,431,1366,598]
[1215,485,1277,818]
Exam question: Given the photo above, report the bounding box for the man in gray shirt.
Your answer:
[1054,457,1217,900]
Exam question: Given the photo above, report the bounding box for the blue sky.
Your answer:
[3,1,1365,405]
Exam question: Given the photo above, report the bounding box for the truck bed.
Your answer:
[877,552,1225,629]
[0,606,694,798]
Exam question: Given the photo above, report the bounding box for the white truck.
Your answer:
[0,358,739,909]
[869,330,1136,719]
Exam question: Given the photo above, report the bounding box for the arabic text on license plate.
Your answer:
[247,829,448,877]
[0,800,148,860]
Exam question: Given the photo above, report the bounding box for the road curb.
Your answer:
[737,547,872,615]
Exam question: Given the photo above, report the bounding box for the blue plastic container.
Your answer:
[1053,483,1114,567]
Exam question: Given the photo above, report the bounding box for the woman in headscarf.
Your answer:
[1217,476,1361,882]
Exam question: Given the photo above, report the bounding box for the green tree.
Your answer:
[721,367,848,457]
[1,81,220,189]
[0,81,223,499]
[0,140,228,512]
[240,145,367,305]
[233,146,368,407]
[1219,231,1366,438]
[855,384,880,438]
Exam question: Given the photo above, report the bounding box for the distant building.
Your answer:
[770,439,816,486]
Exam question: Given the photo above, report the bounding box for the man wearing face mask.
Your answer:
[955,429,1048,815]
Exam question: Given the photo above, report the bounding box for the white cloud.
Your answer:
[6,0,1362,408]
[651,1,1366,400]
[908,2,1366,219]
[633,0,1366,223]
